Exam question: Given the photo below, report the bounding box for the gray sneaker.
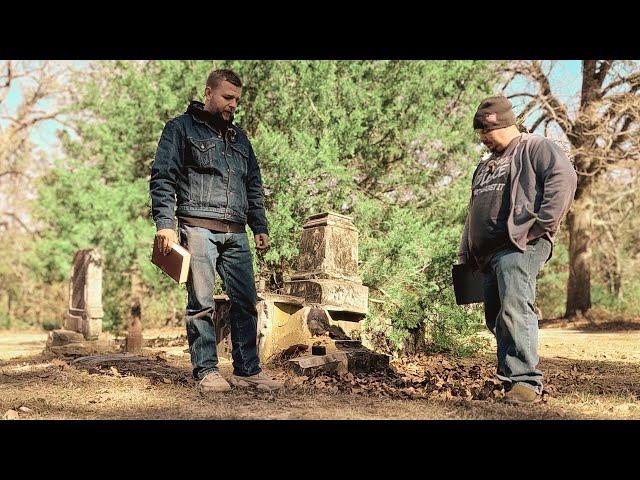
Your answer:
[229,371,283,391]
[198,371,231,393]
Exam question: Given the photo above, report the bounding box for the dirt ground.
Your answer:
[1,320,640,420]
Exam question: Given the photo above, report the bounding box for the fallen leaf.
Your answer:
[440,360,454,370]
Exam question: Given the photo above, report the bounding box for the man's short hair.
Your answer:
[206,69,243,90]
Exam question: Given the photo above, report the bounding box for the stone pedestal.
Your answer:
[284,212,368,315]
[284,279,368,314]
[292,212,361,283]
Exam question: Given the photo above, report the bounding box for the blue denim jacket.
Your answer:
[150,101,268,235]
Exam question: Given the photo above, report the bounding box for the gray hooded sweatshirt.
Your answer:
[458,133,577,270]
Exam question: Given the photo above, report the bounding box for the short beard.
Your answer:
[211,111,233,131]
[483,142,497,154]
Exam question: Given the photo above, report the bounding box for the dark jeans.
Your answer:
[482,237,552,394]
[179,224,261,380]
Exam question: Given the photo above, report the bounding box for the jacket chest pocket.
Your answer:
[229,142,249,178]
[187,137,220,170]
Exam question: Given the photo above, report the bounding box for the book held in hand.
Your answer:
[451,263,484,305]
[151,237,191,283]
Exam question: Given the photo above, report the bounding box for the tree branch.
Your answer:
[602,71,640,96]
[595,60,613,89]
[529,61,573,133]
[529,112,549,134]
[2,212,37,236]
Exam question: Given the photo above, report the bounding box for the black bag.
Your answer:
[451,263,484,305]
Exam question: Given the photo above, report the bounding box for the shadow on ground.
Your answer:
[540,356,640,399]
[540,317,640,333]
[5,347,640,419]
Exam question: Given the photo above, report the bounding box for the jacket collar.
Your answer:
[186,100,238,142]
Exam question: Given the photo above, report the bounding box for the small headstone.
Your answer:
[66,249,104,340]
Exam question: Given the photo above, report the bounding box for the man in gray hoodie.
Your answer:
[458,96,577,404]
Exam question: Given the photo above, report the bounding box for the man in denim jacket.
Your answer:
[458,96,577,404]
[150,69,282,392]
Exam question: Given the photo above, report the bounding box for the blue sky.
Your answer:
[505,60,582,135]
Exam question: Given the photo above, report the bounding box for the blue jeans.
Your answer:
[482,238,551,394]
[179,225,261,380]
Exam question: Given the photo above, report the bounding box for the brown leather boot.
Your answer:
[503,384,541,404]
[198,371,231,393]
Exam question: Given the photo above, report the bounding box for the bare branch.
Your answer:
[529,112,549,134]
[1,212,36,236]
[528,61,573,134]
[602,71,640,96]
[507,92,536,100]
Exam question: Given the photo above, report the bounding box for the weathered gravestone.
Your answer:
[46,249,113,355]
[214,212,388,373]
[284,212,369,315]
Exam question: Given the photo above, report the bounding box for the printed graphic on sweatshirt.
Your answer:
[472,154,510,197]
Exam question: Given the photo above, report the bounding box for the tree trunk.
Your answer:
[403,324,427,355]
[565,192,593,318]
[612,250,623,301]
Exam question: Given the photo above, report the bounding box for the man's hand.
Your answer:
[156,228,177,255]
[255,233,270,251]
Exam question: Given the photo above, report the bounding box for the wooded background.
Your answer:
[1,60,638,356]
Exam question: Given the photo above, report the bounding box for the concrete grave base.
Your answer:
[45,329,115,356]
